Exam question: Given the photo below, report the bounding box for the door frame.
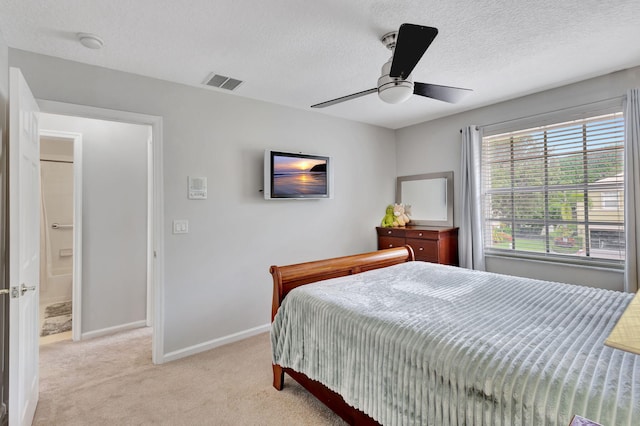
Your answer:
[37,100,165,364]
[38,129,83,342]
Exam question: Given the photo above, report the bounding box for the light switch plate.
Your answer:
[173,219,189,234]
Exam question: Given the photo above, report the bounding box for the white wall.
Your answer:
[39,114,149,335]
[396,66,640,291]
[9,49,397,355]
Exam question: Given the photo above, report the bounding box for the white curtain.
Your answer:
[460,126,485,271]
[625,88,640,293]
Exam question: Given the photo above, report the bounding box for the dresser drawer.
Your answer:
[405,229,439,240]
[378,236,405,250]
[376,227,405,238]
[406,238,438,262]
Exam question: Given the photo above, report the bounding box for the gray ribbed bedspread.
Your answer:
[271,261,639,425]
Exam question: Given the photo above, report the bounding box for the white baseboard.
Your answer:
[161,323,271,363]
[81,320,147,340]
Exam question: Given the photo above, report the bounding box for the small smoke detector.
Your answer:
[203,73,243,91]
[77,33,104,49]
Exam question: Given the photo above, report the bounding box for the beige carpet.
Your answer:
[35,328,346,425]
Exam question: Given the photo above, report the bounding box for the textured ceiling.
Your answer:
[1,0,639,129]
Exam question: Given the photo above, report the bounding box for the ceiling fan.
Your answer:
[311,23,472,108]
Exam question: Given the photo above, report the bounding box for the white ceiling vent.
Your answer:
[203,73,243,91]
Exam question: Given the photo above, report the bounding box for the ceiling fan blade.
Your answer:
[413,82,472,103]
[389,24,438,79]
[311,88,377,108]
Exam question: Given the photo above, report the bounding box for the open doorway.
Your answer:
[38,131,79,344]
[39,112,152,346]
[36,100,164,364]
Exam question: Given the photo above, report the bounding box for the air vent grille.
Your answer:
[203,73,243,91]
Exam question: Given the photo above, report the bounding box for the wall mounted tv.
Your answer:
[264,150,332,200]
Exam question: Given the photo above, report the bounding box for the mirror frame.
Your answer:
[396,171,454,227]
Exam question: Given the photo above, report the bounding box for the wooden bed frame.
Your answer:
[269,246,415,425]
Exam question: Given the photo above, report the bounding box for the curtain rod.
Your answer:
[458,95,625,134]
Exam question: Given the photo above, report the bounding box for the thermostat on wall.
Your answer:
[188,176,207,199]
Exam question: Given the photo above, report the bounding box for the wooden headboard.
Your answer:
[269,245,415,321]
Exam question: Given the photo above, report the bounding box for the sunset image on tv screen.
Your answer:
[272,155,327,196]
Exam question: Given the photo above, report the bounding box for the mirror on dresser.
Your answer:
[396,171,454,227]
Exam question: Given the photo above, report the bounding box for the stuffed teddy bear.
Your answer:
[392,203,411,227]
[404,204,412,219]
[380,205,395,228]
[400,203,411,224]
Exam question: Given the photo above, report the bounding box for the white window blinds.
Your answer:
[481,111,625,265]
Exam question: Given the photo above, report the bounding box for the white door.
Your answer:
[8,67,40,426]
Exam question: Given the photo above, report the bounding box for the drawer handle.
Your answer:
[388,244,393,248]
[418,232,423,236]
[387,230,392,234]
[419,247,424,251]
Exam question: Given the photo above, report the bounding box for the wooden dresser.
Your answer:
[376,226,459,266]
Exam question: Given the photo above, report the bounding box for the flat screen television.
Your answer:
[264,150,332,200]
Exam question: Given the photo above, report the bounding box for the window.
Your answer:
[482,111,625,265]
[601,191,619,209]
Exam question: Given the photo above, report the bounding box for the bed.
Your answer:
[269,246,639,425]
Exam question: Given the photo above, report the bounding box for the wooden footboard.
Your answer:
[269,245,415,425]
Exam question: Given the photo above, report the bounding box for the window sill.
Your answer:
[484,250,624,272]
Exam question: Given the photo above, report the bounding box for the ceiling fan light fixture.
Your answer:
[378,81,414,104]
[378,58,413,104]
